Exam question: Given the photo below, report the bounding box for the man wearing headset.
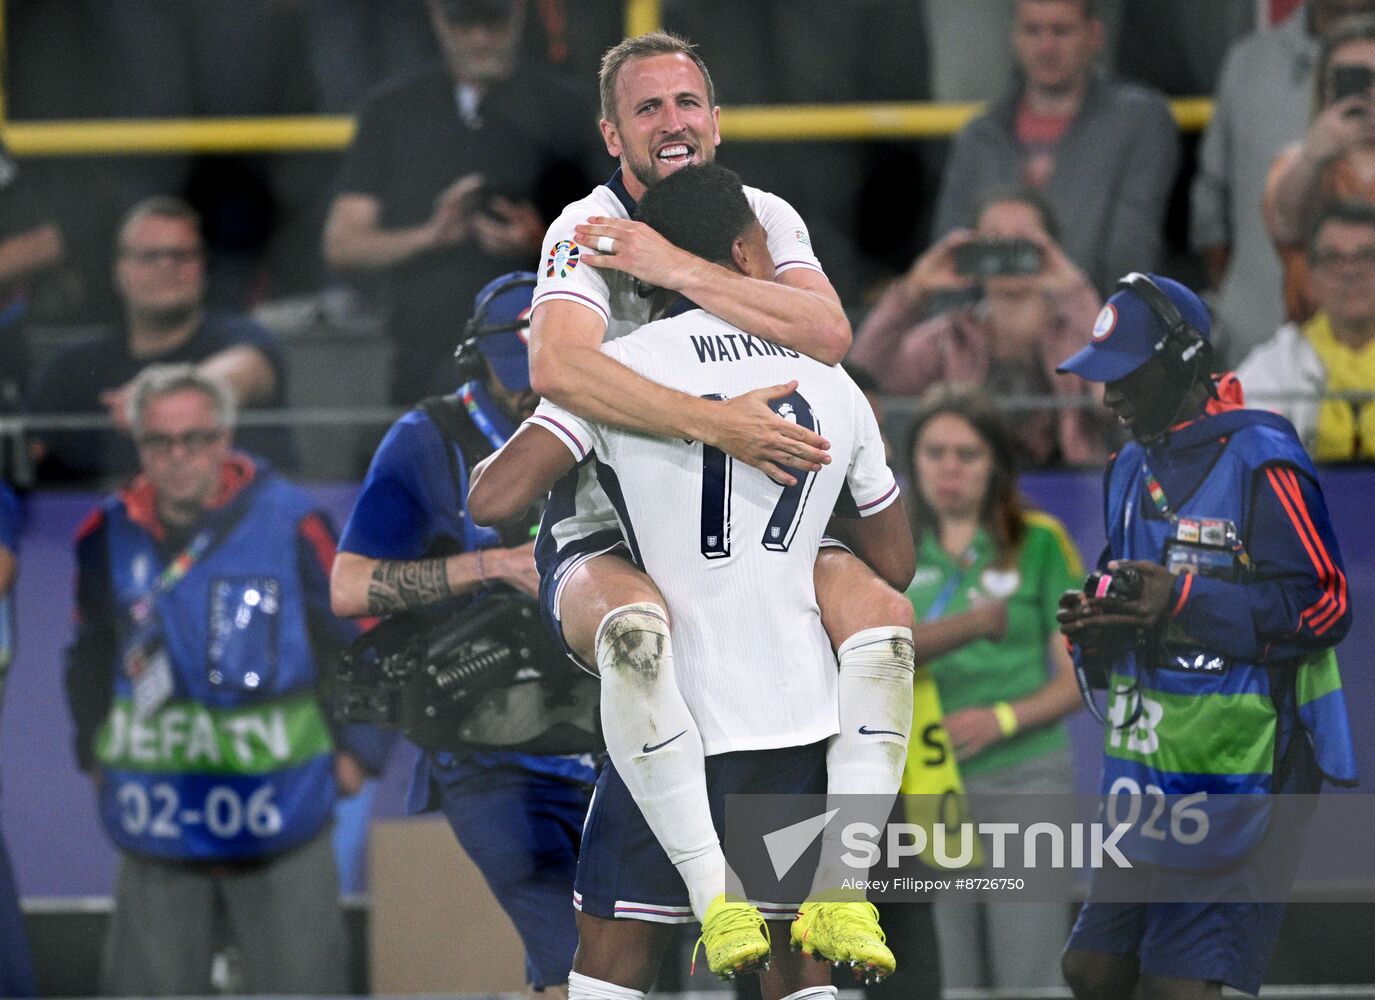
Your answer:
[331,272,596,1000]
[1054,273,1356,999]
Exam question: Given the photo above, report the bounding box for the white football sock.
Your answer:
[566,971,646,999]
[596,603,727,921]
[811,626,915,898]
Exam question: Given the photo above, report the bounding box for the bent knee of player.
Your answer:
[560,555,667,665]
[815,550,913,648]
[594,602,672,687]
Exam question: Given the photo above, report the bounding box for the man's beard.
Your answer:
[624,150,663,196]
[623,142,711,197]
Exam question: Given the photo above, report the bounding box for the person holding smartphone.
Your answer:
[850,188,1113,468]
[1266,13,1375,323]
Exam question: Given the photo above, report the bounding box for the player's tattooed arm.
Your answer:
[365,558,452,614]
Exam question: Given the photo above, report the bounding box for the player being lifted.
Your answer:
[526,32,918,984]
[472,162,916,1000]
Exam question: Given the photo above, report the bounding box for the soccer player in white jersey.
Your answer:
[526,32,918,984]
[471,163,917,1000]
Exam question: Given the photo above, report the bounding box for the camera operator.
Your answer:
[851,188,1111,468]
[1266,14,1375,323]
[1054,274,1356,999]
[330,272,595,1000]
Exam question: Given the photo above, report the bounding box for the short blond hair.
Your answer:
[126,364,236,434]
[598,31,715,123]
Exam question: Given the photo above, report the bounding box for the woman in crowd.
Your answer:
[902,386,1084,990]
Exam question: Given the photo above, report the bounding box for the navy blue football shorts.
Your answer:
[574,740,829,924]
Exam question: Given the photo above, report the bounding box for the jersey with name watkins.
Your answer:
[532,169,823,343]
[530,308,899,756]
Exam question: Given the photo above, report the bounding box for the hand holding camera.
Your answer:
[900,226,980,302]
[1308,64,1375,165]
[1057,560,1176,648]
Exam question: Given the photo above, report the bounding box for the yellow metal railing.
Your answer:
[0,98,1214,156]
[0,0,1212,156]
[624,0,662,39]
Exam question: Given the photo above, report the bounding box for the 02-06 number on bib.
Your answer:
[117,781,283,840]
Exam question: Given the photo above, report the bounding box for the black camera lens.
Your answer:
[1084,567,1143,602]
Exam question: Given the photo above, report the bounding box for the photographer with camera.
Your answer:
[1266,14,1375,323]
[1054,274,1356,999]
[850,189,1112,468]
[329,272,597,1000]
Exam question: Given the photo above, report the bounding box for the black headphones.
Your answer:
[1116,271,1210,372]
[452,272,538,385]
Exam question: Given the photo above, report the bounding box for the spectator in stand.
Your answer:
[323,0,602,404]
[1239,200,1375,460]
[26,197,294,483]
[64,365,384,995]
[0,140,64,412]
[1266,13,1375,324]
[931,0,1179,295]
[850,189,1111,468]
[1192,1,1375,366]
[901,387,1083,990]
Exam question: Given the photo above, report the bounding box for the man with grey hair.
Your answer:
[64,363,387,995]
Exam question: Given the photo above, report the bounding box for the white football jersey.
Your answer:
[529,308,899,755]
[533,168,824,342]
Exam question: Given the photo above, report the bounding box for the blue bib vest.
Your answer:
[1101,409,1355,867]
[93,473,336,862]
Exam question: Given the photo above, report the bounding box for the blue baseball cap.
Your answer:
[1057,273,1212,383]
[470,271,535,392]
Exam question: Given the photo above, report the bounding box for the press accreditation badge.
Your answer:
[128,643,174,722]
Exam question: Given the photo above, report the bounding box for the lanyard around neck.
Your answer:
[460,382,508,451]
[129,530,213,626]
[1138,453,1173,519]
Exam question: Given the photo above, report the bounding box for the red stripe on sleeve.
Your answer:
[1277,468,1346,632]
[1264,468,1334,628]
[1279,468,1347,632]
[1266,468,1344,635]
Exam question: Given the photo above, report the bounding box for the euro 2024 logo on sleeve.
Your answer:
[547,239,579,279]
